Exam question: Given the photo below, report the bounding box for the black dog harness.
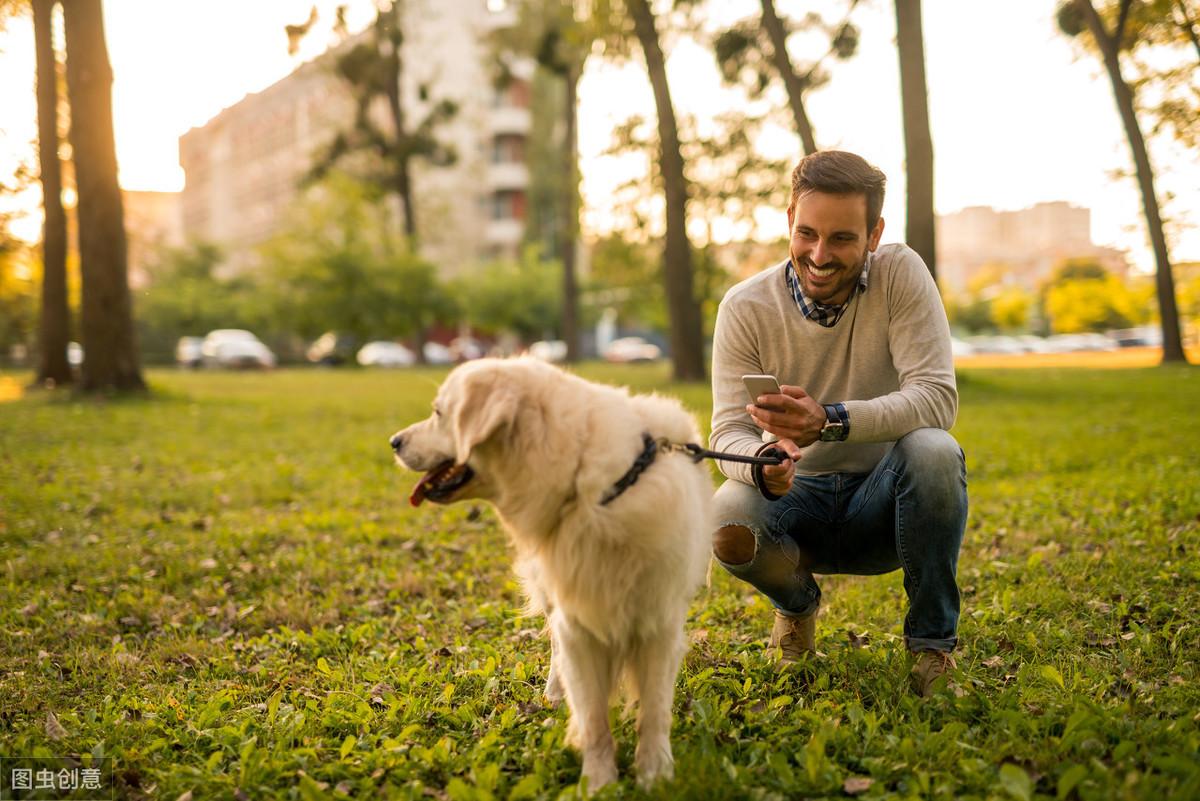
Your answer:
[599,433,786,506]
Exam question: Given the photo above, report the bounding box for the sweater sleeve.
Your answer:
[709,293,772,485]
[842,248,958,442]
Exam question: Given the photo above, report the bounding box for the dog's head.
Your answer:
[390,359,524,506]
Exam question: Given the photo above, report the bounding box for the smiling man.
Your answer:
[708,150,967,696]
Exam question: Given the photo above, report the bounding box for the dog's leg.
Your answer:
[544,626,565,704]
[552,612,618,792]
[630,625,686,787]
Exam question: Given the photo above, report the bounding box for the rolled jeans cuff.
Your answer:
[906,635,958,654]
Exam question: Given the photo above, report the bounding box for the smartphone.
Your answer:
[742,374,782,407]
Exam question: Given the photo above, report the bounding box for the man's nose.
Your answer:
[389,433,405,451]
[811,240,830,266]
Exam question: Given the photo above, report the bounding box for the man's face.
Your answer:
[787,190,884,306]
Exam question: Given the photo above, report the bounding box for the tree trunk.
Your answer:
[33,0,72,387]
[382,4,417,243]
[759,0,818,155]
[561,65,580,362]
[894,0,937,282]
[63,0,145,391]
[1075,0,1188,364]
[628,0,705,382]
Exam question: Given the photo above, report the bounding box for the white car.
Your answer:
[422,341,454,365]
[201,329,276,369]
[528,340,568,363]
[603,336,662,363]
[175,336,204,368]
[357,341,416,367]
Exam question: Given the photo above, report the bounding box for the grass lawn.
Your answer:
[1,364,1198,800]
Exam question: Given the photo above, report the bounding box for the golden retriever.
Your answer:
[390,358,712,789]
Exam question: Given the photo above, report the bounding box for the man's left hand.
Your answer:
[746,385,826,446]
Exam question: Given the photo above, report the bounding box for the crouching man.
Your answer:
[708,150,968,696]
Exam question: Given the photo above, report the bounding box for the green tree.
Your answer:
[256,174,452,349]
[63,0,144,391]
[32,0,71,386]
[304,1,458,244]
[453,247,562,341]
[895,0,937,281]
[620,0,706,380]
[715,1,859,155]
[493,0,604,363]
[134,243,257,363]
[712,1,861,155]
[1057,0,1190,363]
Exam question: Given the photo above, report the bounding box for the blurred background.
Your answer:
[0,0,1196,388]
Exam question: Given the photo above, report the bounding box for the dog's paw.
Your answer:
[544,671,565,705]
[581,757,619,793]
[635,742,675,787]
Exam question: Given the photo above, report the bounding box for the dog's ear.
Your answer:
[452,372,519,464]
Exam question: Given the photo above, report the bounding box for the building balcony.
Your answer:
[488,106,531,135]
[487,161,529,190]
[486,218,524,246]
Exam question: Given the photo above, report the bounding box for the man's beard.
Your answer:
[795,246,869,304]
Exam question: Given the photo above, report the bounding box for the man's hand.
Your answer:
[747,385,826,447]
[761,437,802,496]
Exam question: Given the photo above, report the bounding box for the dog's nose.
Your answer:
[389,433,404,451]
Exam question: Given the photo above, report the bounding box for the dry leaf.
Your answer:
[982,655,1005,668]
[844,776,874,794]
[176,791,194,801]
[46,710,69,740]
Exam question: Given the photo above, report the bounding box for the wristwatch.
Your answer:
[819,404,849,442]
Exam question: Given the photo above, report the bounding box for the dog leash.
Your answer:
[600,434,786,506]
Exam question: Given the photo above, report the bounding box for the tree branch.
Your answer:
[1174,0,1200,64]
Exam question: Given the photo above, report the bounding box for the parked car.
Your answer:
[449,336,486,362]
[950,337,975,358]
[603,336,662,363]
[357,341,416,368]
[528,339,568,363]
[422,341,454,365]
[1109,326,1162,348]
[201,329,276,369]
[306,331,357,365]
[175,336,204,368]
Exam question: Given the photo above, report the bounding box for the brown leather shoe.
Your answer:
[769,609,817,663]
[911,650,957,697]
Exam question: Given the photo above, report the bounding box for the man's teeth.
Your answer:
[808,265,836,278]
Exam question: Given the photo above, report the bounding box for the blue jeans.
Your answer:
[713,428,968,653]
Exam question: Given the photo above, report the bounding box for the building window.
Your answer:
[491,190,526,221]
[491,134,525,164]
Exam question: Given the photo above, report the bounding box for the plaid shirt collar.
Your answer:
[784,252,872,327]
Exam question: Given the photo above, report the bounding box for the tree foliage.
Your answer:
[452,247,562,341]
[256,174,452,344]
[304,1,458,242]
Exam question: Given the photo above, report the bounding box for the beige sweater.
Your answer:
[709,243,957,483]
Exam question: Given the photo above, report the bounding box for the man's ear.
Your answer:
[452,373,518,465]
[868,216,885,251]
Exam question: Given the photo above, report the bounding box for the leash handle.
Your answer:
[667,441,786,466]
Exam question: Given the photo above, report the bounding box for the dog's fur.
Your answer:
[391,358,713,789]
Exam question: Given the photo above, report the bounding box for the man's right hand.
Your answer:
[762,438,802,496]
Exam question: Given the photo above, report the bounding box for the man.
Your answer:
[708,150,967,697]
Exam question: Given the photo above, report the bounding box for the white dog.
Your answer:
[390,358,713,789]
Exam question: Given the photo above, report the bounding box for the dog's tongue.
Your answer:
[409,461,454,507]
[409,481,428,507]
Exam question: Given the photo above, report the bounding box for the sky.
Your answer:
[0,0,1196,272]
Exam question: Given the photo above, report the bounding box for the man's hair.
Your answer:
[790,150,887,232]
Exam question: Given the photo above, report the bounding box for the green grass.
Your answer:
[1,364,1198,800]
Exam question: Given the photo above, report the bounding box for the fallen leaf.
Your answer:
[982,655,1005,668]
[46,710,69,740]
[843,776,873,794]
[176,791,193,801]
